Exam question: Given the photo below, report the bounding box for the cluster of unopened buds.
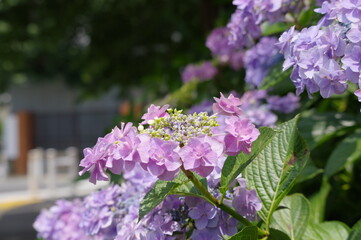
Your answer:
[79,93,260,184]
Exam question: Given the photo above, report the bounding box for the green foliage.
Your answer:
[297,160,323,183]
[259,62,292,91]
[228,226,258,240]
[348,218,361,240]
[324,131,361,178]
[268,229,291,240]
[303,221,350,240]
[270,194,310,240]
[244,116,309,229]
[298,112,360,149]
[0,0,233,97]
[308,179,330,224]
[138,180,179,221]
[220,127,277,194]
[138,171,208,221]
[171,171,208,200]
[261,22,293,36]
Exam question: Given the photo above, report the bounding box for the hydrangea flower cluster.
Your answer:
[35,173,262,240]
[34,167,157,240]
[79,95,260,183]
[206,27,244,70]
[123,175,262,240]
[243,37,281,87]
[181,61,218,83]
[228,0,309,48]
[278,0,361,100]
[33,199,90,240]
[80,184,123,239]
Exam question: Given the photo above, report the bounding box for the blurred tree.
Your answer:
[0,0,233,101]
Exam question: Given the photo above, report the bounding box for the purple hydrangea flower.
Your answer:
[347,23,361,43]
[227,8,260,48]
[232,178,262,221]
[278,0,361,100]
[181,61,218,83]
[223,116,260,155]
[218,211,238,236]
[138,135,181,180]
[79,122,140,184]
[267,93,300,113]
[33,199,90,240]
[228,0,308,49]
[123,163,157,190]
[104,123,141,172]
[188,201,219,230]
[141,104,170,125]
[146,195,189,238]
[179,135,224,177]
[314,59,348,98]
[213,93,243,116]
[342,43,361,83]
[244,37,280,87]
[276,26,299,59]
[188,100,213,114]
[79,140,110,184]
[228,51,245,70]
[80,184,122,239]
[115,205,150,240]
[206,27,236,57]
[205,27,245,70]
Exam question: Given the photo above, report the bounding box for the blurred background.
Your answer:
[0,0,236,239]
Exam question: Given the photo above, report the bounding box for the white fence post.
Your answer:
[0,152,8,181]
[27,148,44,199]
[45,148,57,196]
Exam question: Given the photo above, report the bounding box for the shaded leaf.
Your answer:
[298,112,359,149]
[303,221,350,240]
[347,218,361,240]
[261,22,293,36]
[260,62,292,90]
[228,226,258,240]
[324,131,361,178]
[308,179,330,224]
[270,194,310,240]
[297,160,323,183]
[268,228,291,240]
[138,180,179,221]
[171,172,208,201]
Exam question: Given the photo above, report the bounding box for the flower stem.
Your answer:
[180,167,268,237]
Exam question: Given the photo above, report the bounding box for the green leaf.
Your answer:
[138,180,179,221]
[303,221,350,240]
[348,218,361,240]
[138,171,210,221]
[309,179,331,224]
[297,160,323,183]
[260,62,292,90]
[324,131,361,178]
[244,115,309,229]
[268,228,291,240]
[228,226,258,240]
[220,127,277,194]
[298,112,360,149]
[261,22,293,36]
[270,194,310,240]
[170,172,208,201]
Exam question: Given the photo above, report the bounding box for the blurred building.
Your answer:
[1,80,121,175]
